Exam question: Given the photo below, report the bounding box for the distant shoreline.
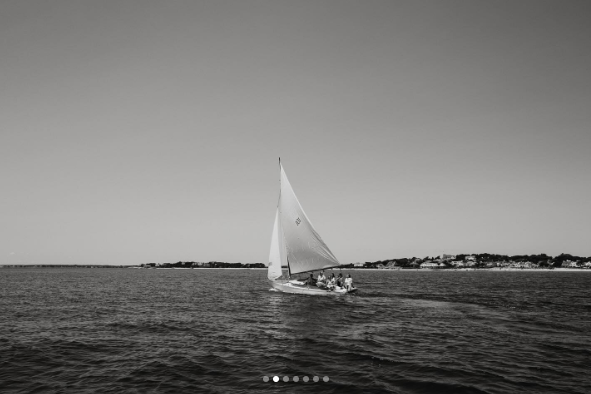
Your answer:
[1,266,590,272]
[350,267,591,272]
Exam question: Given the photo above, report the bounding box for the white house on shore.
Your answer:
[563,260,580,268]
[420,262,446,269]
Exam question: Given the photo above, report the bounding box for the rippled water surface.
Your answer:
[1,268,590,393]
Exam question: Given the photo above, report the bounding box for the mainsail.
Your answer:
[269,164,342,276]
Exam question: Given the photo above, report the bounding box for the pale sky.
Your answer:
[1,0,590,265]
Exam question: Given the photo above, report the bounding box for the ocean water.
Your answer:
[1,268,590,394]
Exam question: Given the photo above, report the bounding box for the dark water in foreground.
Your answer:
[1,269,590,394]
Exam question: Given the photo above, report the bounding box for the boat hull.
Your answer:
[270,280,355,296]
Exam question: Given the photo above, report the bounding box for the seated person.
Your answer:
[317,270,326,283]
[326,274,336,290]
[344,274,354,291]
[305,273,317,286]
[336,273,344,287]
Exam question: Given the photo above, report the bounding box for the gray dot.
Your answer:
[323,376,329,382]
[303,376,309,382]
[293,376,299,382]
[313,376,319,382]
[263,376,269,382]
[283,376,289,382]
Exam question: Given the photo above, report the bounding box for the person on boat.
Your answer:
[326,273,336,290]
[336,273,344,287]
[317,271,326,283]
[316,271,327,289]
[305,273,317,286]
[344,274,354,291]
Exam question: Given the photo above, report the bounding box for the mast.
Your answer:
[268,158,288,281]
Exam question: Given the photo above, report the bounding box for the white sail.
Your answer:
[277,164,342,275]
[268,208,285,280]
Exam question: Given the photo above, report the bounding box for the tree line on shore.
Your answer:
[141,261,267,269]
[364,253,591,269]
[4,253,587,269]
[146,253,590,270]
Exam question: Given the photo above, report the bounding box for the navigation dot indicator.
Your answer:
[264,374,329,382]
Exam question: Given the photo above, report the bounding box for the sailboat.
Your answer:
[268,160,357,296]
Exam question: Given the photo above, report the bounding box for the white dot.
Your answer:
[273,376,279,382]
[293,376,299,382]
[303,376,309,382]
[323,376,329,382]
[313,376,319,382]
[283,376,289,382]
[262,376,269,382]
